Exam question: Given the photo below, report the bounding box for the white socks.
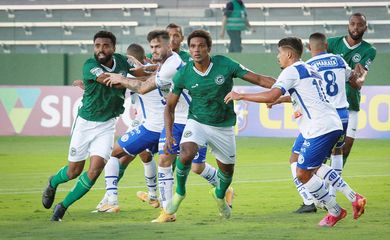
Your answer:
[158,166,174,210]
[200,163,218,187]
[104,156,119,204]
[317,164,356,202]
[303,174,341,216]
[329,154,343,197]
[143,160,158,200]
[291,162,314,205]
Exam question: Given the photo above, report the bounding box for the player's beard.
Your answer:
[348,29,364,41]
[94,52,113,65]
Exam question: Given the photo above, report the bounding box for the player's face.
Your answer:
[167,27,184,52]
[348,16,367,41]
[189,37,210,63]
[150,37,170,62]
[93,38,115,65]
[277,47,289,69]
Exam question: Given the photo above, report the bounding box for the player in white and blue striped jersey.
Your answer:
[225,37,366,227]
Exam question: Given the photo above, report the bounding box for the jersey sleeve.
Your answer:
[83,59,104,81]
[341,57,352,81]
[272,67,298,94]
[172,70,184,96]
[227,57,249,78]
[360,47,376,71]
[155,55,183,90]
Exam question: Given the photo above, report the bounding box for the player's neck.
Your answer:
[345,35,362,47]
[102,58,114,68]
[194,56,211,73]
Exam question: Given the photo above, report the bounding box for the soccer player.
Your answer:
[41,31,131,221]
[103,30,226,223]
[96,43,163,212]
[327,13,376,166]
[286,32,362,213]
[225,37,367,227]
[163,29,276,219]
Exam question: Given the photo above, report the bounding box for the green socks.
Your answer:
[50,166,70,188]
[215,169,233,199]
[62,172,95,208]
[118,163,128,182]
[175,158,191,196]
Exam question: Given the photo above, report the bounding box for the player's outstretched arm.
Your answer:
[241,71,276,89]
[103,73,157,94]
[163,92,179,154]
[224,88,282,104]
[267,95,291,109]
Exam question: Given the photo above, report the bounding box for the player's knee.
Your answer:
[296,168,311,184]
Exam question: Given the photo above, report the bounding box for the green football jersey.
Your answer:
[172,55,249,127]
[327,36,376,111]
[79,53,131,122]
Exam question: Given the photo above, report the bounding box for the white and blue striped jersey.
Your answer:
[273,61,342,139]
[155,51,190,124]
[306,52,351,109]
[126,73,164,133]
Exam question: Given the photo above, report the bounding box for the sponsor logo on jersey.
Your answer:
[215,75,225,85]
[352,53,361,63]
[310,57,339,69]
[183,130,192,138]
[90,67,104,77]
[191,83,199,88]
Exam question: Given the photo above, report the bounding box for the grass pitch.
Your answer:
[0,136,389,240]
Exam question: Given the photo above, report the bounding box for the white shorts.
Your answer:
[68,116,116,162]
[180,119,236,164]
[346,110,358,138]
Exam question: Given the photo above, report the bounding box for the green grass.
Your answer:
[0,136,389,239]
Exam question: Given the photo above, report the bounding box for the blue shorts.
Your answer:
[159,123,207,163]
[118,125,160,156]
[297,130,343,170]
[334,108,349,149]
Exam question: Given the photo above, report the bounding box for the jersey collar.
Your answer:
[101,57,117,72]
[343,37,362,50]
[192,59,213,77]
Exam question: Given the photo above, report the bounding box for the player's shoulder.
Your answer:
[113,53,128,63]
[327,36,343,44]
[361,40,377,53]
[211,55,236,65]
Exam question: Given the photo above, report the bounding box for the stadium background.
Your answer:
[0,0,389,138]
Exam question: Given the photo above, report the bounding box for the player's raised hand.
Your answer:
[103,73,125,87]
[163,135,176,155]
[127,55,144,68]
[72,79,84,90]
[224,91,241,104]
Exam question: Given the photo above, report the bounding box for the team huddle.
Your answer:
[42,13,375,228]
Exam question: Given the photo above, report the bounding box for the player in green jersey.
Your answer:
[42,31,131,221]
[327,13,376,166]
[163,29,276,219]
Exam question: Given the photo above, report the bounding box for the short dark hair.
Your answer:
[278,37,303,57]
[93,31,116,46]
[309,32,326,42]
[127,43,145,62]
[147,30,170,43]
[166,23,183,35]
[187,29,212,49]
[349,12,367,25]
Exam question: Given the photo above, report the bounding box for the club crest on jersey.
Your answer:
[70,147,77,156]
[352,53,361,63]
[121,134,129,142]
[215,75,225,85]
[183,130,192,138]
[298,154,305,164]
